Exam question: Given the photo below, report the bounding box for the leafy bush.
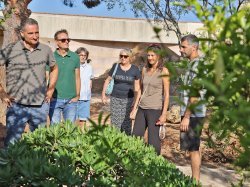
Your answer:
[181,0,250,169]
[0,116,198,187]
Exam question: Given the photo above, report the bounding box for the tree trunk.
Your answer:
[0,0,32,126]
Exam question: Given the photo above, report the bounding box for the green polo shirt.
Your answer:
[0,41,56,105]
[53,50,80,99]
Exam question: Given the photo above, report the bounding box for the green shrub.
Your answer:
[0,116,198,186]
[182,0,250,169]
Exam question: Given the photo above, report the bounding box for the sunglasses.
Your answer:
[148,43,161,50]
[120,55,129,59]
[57,38,71,43]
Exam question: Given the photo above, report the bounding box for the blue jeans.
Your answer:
[4,102,49,147]
[49,98,77,125]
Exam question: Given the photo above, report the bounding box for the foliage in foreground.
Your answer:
[0,118,198,187]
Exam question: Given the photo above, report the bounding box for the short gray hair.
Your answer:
[75,47,89,59]
[20,18,39,31]
[181,34,199,48]
[120,48,133,56]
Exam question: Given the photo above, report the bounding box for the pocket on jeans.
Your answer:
[5,106,11,115]
[42,102,50,114]
[68,101,78,106]
[6,103,16,115]
[50,97,56,102]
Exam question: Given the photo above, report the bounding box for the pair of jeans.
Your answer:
[4,102,49,147]
[49,98,77,125]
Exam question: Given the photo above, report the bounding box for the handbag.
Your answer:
[105,63,119,95]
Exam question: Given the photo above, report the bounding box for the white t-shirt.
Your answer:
[79,63,93,100]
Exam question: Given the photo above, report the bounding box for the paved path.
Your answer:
[177,165,249,186]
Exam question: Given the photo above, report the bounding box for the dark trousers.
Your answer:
[132,107,161,155]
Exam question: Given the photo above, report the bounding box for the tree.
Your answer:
[0,0,32,125]
[63,0,186,44]
[182,0,250,171]
[88,0,248,45]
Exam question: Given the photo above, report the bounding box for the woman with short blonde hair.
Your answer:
[102,48,141,135]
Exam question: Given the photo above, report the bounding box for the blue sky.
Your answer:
[28,0,199,21]
[28,0,138,18]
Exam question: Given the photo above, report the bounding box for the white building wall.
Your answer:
[31,12,203,44]
[0,12,203,77]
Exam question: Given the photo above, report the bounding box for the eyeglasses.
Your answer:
[57,38,71,43]
[120,55,129,59]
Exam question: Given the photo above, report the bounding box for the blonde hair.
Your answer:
[120,48,133,56]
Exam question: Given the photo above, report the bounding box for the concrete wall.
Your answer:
[30,12,203,44]
[0,12,203,77]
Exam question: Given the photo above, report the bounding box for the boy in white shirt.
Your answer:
[75,47,93,127]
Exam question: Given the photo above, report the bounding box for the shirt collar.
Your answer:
[18,40,41,51]
[55,49,71,57]
[80,61,88,67]
[190,56,200,63]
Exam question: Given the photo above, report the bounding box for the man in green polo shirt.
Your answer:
[0,18,58,146]
[49,29,80,124]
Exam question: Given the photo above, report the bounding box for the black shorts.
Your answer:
[180,117,204,152]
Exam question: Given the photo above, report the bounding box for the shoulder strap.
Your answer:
[111,63,119,78]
